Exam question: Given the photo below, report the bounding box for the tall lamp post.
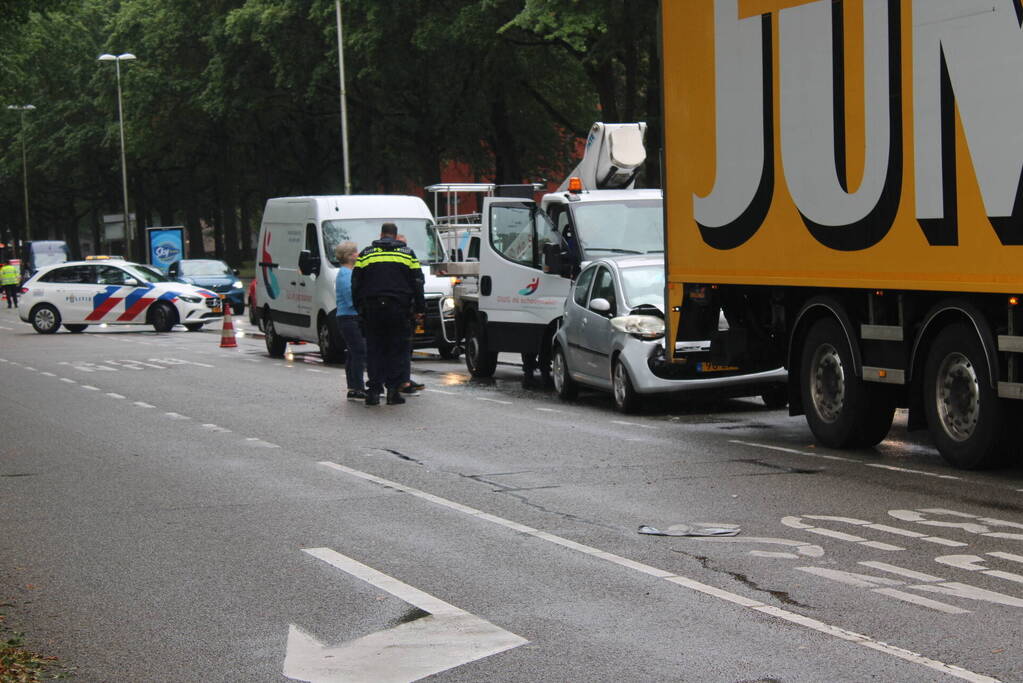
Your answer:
[98,52,136,259]
[6,104,35,246]
[335,1,351,194]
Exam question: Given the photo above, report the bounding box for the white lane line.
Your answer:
[534,407,563,413]
[871,588,971,615]
[40,371,55,377]
[317,461,996,683]
[0,358,7,362]
[133,401,154,408]
[611,419,659,430]
[240,358,260,363]
[0,326,11,330]
[730,440,858,462]
[59,377,76,384]
[165,412,190,420]
[80,385,100,391]
[865,464,962,481]
[477,397,513,405]
[306,368,324,373]
[106,393,126,400]
[23,366,36,372]
[200,424,232,433]
[858,562,943,583]
[426,389,457,395]
[246,437,279,448]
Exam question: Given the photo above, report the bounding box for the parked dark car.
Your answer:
[168,259,245,315]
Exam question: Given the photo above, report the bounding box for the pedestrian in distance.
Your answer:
[333,241,367,400]
[352,222,426,406]
[0,261,19,309]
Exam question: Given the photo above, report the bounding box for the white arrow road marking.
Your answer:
[284,548,527,683]
[318,462,996,683]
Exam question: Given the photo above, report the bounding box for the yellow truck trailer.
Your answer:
[661,0,1023,468]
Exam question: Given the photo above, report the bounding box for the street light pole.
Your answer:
[335,0,351,194]
[6,104,35,244]
[98,52,136,259]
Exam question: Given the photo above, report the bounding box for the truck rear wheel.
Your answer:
[800,318,895,449]
[923,323,1009,469]
[465,319,497,378]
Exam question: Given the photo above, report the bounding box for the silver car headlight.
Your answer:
[178,295,202,304]
[610,315,665,340]
[232,280,243,288]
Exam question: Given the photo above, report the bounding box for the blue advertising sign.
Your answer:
[146,227,185,271]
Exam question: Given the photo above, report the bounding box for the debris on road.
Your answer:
[638,523,740,537]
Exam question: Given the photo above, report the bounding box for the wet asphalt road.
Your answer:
[2,306,1023,682]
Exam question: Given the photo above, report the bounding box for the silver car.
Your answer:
[551,255,787,412]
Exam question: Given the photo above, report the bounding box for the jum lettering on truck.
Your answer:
[663,0,1023,305]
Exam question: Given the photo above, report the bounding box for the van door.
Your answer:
[479,197,570,352]
[277,222,318,338]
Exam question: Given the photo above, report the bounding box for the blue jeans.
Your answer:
[337,315,366,391]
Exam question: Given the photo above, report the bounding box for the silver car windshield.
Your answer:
[571,199,663,260]
[620,265,664,311]
[322,218,441,266]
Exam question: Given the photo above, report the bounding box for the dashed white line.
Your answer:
[478,397,513,405]
[80,385,100,391]
[0,358,7,362]
[245,437,279,448]
[133,401,154,409]
[305,368,324,373]
[730,440,857,462]
[611,419,658,430]
[59,377,76,384]
[534,407,564,413]
[865,464,962,481]
[40,371,55,377]
[317,461,996,683]
[165,412,190,420]
[200,424,232,433]
[425,388,457,395]
[106,393,126,400]
[23,366,36,372]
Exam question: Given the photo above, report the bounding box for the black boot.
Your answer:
[365,392,380,406]
[386,389,406,405]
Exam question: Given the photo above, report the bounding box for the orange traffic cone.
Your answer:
[219,300,238,348]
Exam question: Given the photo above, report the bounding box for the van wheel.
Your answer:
[31,304,60,334]
[924,323,1009,469]
[150,302,177,332]
[465,319,497,378]
[264,312,286,358]
[317,315,346,364]
[552,345,578,400]
[800,318,895,448]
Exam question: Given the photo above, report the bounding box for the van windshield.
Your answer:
[322,219,441,266]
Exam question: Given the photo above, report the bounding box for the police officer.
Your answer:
[0,261,19,309]
[352,223,425,406]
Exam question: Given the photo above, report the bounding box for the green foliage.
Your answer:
[0,0,658,260]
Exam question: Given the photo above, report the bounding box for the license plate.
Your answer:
[415,323,425,334]
[212,303,222,313]
[696,362,738,373]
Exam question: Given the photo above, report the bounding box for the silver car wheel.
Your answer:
[34,307,57,332]
[613,361,628,408]
[553,349,566,394]
[935,351,980,443]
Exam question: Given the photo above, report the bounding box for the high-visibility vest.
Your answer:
[0,265,18,285]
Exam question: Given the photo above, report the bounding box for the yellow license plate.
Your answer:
[697,362,738,373]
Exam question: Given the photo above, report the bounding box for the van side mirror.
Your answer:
[298,249,321,276]
[543,243,575,279]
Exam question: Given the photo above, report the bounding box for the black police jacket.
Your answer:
[351,238,426,314]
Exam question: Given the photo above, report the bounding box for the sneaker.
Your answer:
[347,389,366,400]
[365,392,380,406]
[386,390,406,405]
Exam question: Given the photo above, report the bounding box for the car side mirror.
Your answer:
[124,277,141,287]
[168,263,179,276]
[589,298,612,315]
[298,250,321,276]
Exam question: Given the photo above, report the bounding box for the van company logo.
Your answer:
[153,242,181,263]
[260,232,280,299]
[518,278,540,296]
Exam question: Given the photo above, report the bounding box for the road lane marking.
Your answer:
[426,389,456,395]
[317,461,996,682]
[133,401,154,408]
[534,407,563,413]
[730,440,857,462]
[200,424,231,433]
[23,366,35,372]
[477,397,512,405]
[285,548,527,682]
[866,464,962,480]
[165,412,190,420]
[40,371,55,377]
[59,377,76,384]
[81,385,100,391]
[246,437,279,448]
[106,393,126,400]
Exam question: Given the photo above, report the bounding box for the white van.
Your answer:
[255,195,455,361]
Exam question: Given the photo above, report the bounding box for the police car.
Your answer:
[19,259,223,334]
